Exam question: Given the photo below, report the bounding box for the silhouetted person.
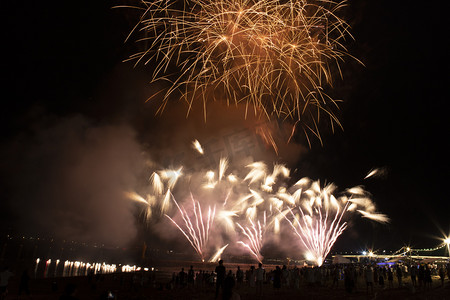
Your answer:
[378,268,385,288]
[281,265,289,288]
[344,265,355,293]
[410,265,417,287]
[439,266,445,287]
[178,268,187,288]
[215,260,226,299]
[223,271,235,300]
[187,266,195,289]
[331,266,340,288]
[273,266,282,290]
[236,266,243,288]
[418,265,424,288]
[18,268,31,298]
[255,263,265,296]
[387,268,393,288]
[248,266,255,288]
[424,265,432,290]
[59,283,78,300]
[0,266,14,300]
[396,265,402,287]
[364,266,374,294]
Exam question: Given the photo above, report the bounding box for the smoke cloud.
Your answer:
[2,114,146,247]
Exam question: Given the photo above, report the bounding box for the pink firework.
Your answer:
[237,214,266,263]
[165,193,216,261]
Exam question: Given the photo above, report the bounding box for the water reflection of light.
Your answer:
[34,258,147,278]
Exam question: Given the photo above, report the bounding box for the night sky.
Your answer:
[1,0,448,256]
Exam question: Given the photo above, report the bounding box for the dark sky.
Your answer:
[1,0,448,255]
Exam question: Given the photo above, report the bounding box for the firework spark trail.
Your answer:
[209,244,229,262]
[192,139,204,154]
[237,215,266,263]
[124,191,154,223]
[121,0,360,140]
[150,172,164,194]
[165,194,216,261]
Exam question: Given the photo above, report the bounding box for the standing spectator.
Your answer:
[195,270,203,289]
[0,266,13,300]
[447,263,450,281]
[18,268,32,298]
[248,266,255,288]
[331,266,339,288]
[387,268,394,288]
[293,266,300,289]
[236,266,244,288]
[424,265,432,290]
[344,265,355,293]
[418,264,425,288]
[364,266,374,294]
[59,283,78,300]
[438,266,445,287]
[410,265,417,287]
[215,260,226,299]
[255,263,265,296]
[378,267,385,289]
[281,265,289,288]
[178,268,187,289]
[373,267,379,287]
[187,266,195,289]
[353,266,359,291]
[396,265,403,287]
[305,267,315,286]
[273,266,282,290]
[223,271,236,300]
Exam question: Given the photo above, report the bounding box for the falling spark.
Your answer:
[357,210,390,223]
[192,139,204,154]
[364,168,379,179]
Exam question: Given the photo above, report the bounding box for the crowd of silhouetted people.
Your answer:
[163,260,450,299]
[1,260,449,299]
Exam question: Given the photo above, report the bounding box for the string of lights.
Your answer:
[394,240,449,256]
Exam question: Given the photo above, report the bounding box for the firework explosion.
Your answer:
[127,140,388,264]
[280,180,389,266]
[120,0,359,141]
